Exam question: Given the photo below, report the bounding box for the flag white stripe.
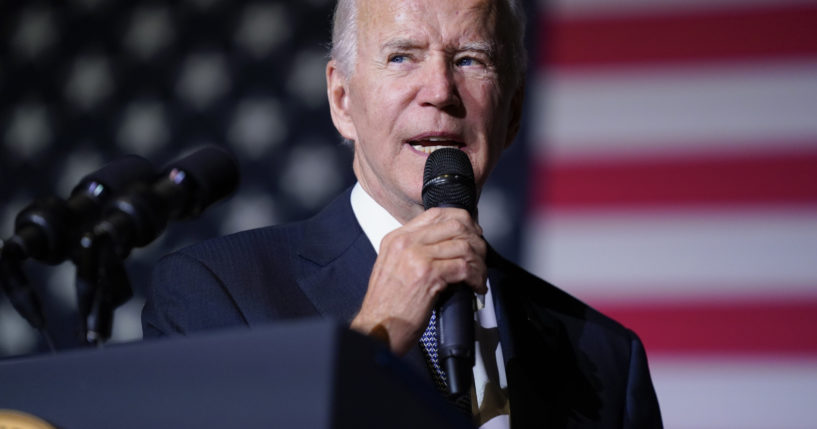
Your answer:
[528,3,817,429]
[522,208,817,301]
[543,0,815,18]
[651,357,817,429]
[531,61,817,162]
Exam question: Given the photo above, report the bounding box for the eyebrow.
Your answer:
[380,38,423,53]
[380,38,496,57]
[458,41,495,58]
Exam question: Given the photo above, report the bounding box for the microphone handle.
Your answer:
[437,283,475,398]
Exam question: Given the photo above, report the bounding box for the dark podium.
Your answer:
[0,320,473,428]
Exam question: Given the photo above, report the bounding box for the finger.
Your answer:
[386,216,481,251]
[430,257,488,295]
[403,207,476,231]
[419,235,486,261]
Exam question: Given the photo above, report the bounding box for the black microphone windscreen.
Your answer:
[163,145,240,212]
[72,155,155,198]
[422,148,476,216]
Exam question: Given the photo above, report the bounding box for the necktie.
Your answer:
[419,308,448,392]
[419,309,473,415]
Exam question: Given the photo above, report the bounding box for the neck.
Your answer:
[352,159,423,225]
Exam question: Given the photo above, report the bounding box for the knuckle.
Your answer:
[429,279,447,296]
[474,237,487,255]
[407,250,432,278]
[381,230,395,246]
[455,258,470,278]
[470,258,487,281]
[426,207,444,218]
[387,233,410,252]
[446,219,467,235]
[455,239,471,255]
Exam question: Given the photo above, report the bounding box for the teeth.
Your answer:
[411,144,456,154]
[409,137,460,154]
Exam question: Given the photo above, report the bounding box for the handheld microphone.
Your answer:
[421,147,476,399]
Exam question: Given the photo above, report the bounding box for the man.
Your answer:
[142,0,663,427]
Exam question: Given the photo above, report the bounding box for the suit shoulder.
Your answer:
[172,188,360,268]
[172,221,305,266]
[490,250,633,337]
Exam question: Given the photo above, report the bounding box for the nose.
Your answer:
[417,57,461,110]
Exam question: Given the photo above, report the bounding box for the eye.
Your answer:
[389,54,408,64]
[456,56,483,67]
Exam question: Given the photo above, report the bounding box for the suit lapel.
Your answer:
[293,188,435,385]
[487,250,549,425]
[489,248,606,427]
[294,188,375,322]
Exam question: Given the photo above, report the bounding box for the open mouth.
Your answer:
[408,136,464,154]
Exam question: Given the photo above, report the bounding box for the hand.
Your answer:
[350,207,487,355]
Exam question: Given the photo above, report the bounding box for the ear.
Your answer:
[326,60,358,141]
[504,79,526,149]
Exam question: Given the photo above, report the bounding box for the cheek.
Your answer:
[464,80,503,122]
[469,84,510,185]
[357,83,406,133]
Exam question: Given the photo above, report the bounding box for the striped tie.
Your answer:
[419,309,473,415]
[419,308,448,392]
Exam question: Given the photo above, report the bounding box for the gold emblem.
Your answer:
[0,409,56,429]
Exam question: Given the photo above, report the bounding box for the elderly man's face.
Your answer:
[328,0,522,223]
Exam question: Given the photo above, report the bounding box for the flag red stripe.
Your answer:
[597,299,817,355]
[541,4,817,68]
[531,149,817,209]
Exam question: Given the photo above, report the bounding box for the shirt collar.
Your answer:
[350,182,402,255]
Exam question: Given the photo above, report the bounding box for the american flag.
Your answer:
[0,0,355,354]
[1,0,815,427]
[524,0,817,427]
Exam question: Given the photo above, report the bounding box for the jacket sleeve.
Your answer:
[623,331,663,428]
[141,251,247,338]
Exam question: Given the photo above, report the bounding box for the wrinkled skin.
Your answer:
[326,0,523,354]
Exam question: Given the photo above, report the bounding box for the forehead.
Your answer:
[357,0,500,48]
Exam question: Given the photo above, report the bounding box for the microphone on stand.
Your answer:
[0,155,155,334]
[78,144,240,344]
[421,147,477,399]
[89,144,240,257]
[3,155,155,265]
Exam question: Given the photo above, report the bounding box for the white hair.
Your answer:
[330,0,358,78]
[329,0,527,88]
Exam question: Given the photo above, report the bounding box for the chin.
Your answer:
[397,181,423,204]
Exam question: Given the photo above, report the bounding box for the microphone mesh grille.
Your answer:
[422,148,476,216]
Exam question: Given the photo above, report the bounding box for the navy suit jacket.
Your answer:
[142,188,662,428]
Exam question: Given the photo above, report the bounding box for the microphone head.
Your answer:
[422,148,476,216]
[71,154,155,200]
[162,144,240,217]
[92,145,240,254]
[9,155,155,264]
